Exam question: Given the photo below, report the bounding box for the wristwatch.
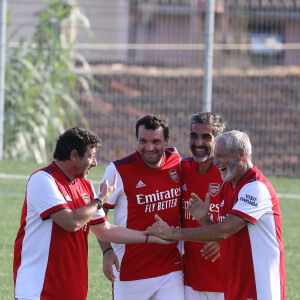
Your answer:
[93,197,103,210]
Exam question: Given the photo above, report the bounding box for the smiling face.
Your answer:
[137,125,169,168]
[190,122,215,163]
[213,138,239,183]
[74,145,97,178]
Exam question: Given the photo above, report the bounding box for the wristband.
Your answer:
[103,247,113,256]
[93,197,103,210]
[145,234,149,243]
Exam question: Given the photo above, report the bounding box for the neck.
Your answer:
[54,160,75,183]
[197,157,214,175]
[231,161,253,189]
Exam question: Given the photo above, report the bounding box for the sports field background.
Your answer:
[0,160,299,299]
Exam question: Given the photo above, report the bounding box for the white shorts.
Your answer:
[184,285,224,300]
[113,271,184,300]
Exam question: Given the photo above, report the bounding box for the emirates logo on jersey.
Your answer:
[82,193,91,204]
[169,169,179,183]
[209,183,220,197]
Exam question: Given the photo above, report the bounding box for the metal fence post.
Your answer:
[202,0,215,112]
[0,0,7,160]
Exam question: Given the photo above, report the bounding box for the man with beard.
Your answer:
[147,130,286,300]
[98,114,184,300]
[180,112,226,300]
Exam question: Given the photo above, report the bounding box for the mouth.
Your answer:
[144,151,157,157]
[217,164,227,172]
[193,147,207,155]
[220,168,227,175]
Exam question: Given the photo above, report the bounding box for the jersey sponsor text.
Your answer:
[136,188,181,213]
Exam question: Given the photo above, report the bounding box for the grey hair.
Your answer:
[216,130,252,158]
[189,112,227,137]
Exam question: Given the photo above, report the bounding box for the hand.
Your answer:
[201,241,220,262]
[99,174,117,203]
[102,249,119,282]
[145,214,175,240]
[186,192,210,225]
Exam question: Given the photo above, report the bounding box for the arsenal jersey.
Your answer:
[14,162,106,300]
[102,148,183,281]
[180,157,223,292]
[219,166,285,300]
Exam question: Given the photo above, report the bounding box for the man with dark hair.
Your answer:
[13,127,170,300]
[147,130,286,300]
[135,114,169,140]
[53,127,101,160]
[98,114,184,300]
[181,112,226,300]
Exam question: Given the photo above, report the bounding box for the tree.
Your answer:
[4,0,96,162]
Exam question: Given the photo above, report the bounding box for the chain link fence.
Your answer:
[4,0,300,177]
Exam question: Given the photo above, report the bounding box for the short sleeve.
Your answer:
[27,171,69,219]
[97,162,124,209]
[231,181,273,224]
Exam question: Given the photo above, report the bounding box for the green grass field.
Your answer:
[0,160,299,299]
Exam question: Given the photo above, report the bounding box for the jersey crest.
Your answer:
[209,183,221,197]
[169,169,179,183]
[82,193,91,204]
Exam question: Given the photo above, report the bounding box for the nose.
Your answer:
[194,137,204,147]
[145,143,154,151]
[91,157,97,167]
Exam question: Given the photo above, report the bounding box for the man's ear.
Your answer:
[70,149,78,161]
[237,148,245,160]
[165,136,169,146]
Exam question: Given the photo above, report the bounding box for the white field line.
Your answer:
[0,173,102,185]
[0,173,299,199]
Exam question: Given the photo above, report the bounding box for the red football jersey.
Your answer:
[102,148,183,281]
[180,157,223,292]
[219,166,285,300]
[14,162,106,300]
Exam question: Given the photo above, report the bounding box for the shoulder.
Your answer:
[37,163,64,183]
[180,156,194,164]
[164,147,180,157]
[41,164,56,175]
[239,180,273,207]
[29,169,55,186]
[163,147,181,168]
[164,147,181,162]
[240,180,270,195]
[242,166,269,185]
[180,157,195,171]
[113,153,137,167]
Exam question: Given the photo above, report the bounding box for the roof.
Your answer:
[130,0,300,13]
[224,0,300,12]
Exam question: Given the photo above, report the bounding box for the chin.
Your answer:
[222,176,231,182]
[146,159,160,166]
[221,171,234,182]
[193,155,210,163]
